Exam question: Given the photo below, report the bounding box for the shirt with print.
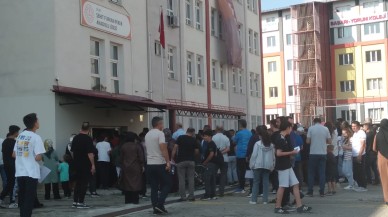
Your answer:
[203,141,218,164]
[71,133,95,172]
[58,162,69,182]
[233,129,252,158]
[274,134,293,171]
[175,135,200,163]
[145,129,166,165]
[14,130,46,179]
[96,141,111,162]
[351,130,366,157]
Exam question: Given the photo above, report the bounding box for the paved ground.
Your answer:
[0,184,387,217]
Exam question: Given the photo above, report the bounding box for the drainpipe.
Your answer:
[205,0,212,126]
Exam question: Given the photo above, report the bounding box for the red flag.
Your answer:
[159,10,165,49]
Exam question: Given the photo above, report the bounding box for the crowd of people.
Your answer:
[0,113,387,216]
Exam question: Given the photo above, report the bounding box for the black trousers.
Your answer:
[124,191,139,204]
[44,183,61,199]
[97,161,110,188]
[73,169,90,203]
[18,176,38,217]
[139,172,147,196]
[0,165,15,203]
[62,181,71,197]
[236,158,247,189]
[353,156,367,188]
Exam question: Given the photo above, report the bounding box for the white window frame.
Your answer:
[211,8,217,36]
[339,53,354,65]
[196,55,204,86]
[238,70,243,94]
[167,0,175,16]
[367,78,383,90]
[364,23,380,35]
[366,50,382,62]
[212,60,217,88]
[187,52,194,83]
[254,32,259,55]
[185,0,192,26]
[341,110,357,122]
[254,73,260,97]
[288,85,294,96]
[269,87,278,98]
[363,1,379,14]
[336,5,351,18]
[154,41,161,56]
[90,39,101,90]
[285,15,291,20]
[218,14,223,39]
[267,36,276,47]
[195,0,202,30]
[249,72,254,96]
[340,80,355,92]
[220,64,225,90]
[368,108,384,121]
[266,114,278,125]
[167,46,176,79]
[338,26,352,38]
[252,0,257,13]
[248,29,253,53]
[232,68,237,93]
[268,61,277,72]
[110,43,120,94]
[286,34,292,45]
[287,59,292,71]
[266,17,275,23]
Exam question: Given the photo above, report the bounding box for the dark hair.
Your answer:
[7,125,20,137]
[23,113,38,130]
[313,118,321,124]
[292,124,298,131]
[251,129,256,135]
[324,122,334,135]
[63,154,71,163]
[142,128,149,133]
[279,120,292,131]
[257,125,271,147]
[203,130,213,137]
[351,121,361,127]
[81,122,90,131]
[186,128,195,134]
[341,121,350,130]
[124,132,139,143]
[151,116,163,127]
[139,132,146,139]
[269,119,277,127]
[229,129,235,132]
[238,119,247,128]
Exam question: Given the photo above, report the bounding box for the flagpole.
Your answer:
[160,6,165,103]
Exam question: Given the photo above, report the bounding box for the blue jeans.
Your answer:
[0,164,7,190]
[147,164,171,207]
[251,168,270,203]
[227,156,237,184]
[308,155,326,194]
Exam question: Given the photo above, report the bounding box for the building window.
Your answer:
[366,50,382,62]
[339,53,353,65]
[248,29,253,53]
[285,14,291,20]
[232,68,237,92]
[110,44,119,94]
[167,0,175,16]
[369,108,384,121]
[288,85,294,96]
[247,0,257,13]
[363,1,379,14]
[341,110,356,122]
[364,23,380,35]
[268,61,277,72]
[238,70,243,94]
[254,32,259,55]
[154,41,161,56]
[211,8,217,36]
[249,72,254,96]
[187,52,194,83]
[218,14,223,39]
[212,60,217,88]
[340,80,355,92]
[266,114,278,125]
[196,55,203,86]
[90,39,101,90]
[238,24,243,47]
[336,5,351,18]
[254,74,260,97]
[185,0,192,26]
[287,59,292,71]
[250,73,260,97]
[286,34,292,45]
[167,46,176,79]
[367,78,383,90]
[220,64,225,90]
[198,118,203,130]
[267,36,276,47]
[266,17,275,23]
[269,87,278,98]
[338,26,351,38]
[195,0,202,30]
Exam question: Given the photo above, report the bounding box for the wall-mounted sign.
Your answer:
[81,0,131,39]
[329,12,388,28]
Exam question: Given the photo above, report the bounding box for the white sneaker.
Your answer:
[249,201,257,205]
[246,193,252,198]
[263,202,268,205]
[344,185,354,190]
[354,187,368,192]
[8,203,18,209]
[258,194,263,197]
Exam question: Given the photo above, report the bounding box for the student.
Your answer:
[274,120,311,214]
[326,145,337,196]
[96,135,111,189]
[341,128,355,190]
[201,130,219,200]
[14,113,46,217]
[351,121,368,192]
[58,155,71,198]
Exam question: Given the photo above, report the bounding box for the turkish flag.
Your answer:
[159,10,165,49]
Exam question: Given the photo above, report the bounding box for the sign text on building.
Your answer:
[329,12,388,28]
[81,0,131,39]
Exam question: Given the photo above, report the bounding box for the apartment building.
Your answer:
[0,0,263,154]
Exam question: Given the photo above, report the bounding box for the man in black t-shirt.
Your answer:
[201,130,219,200]
[71,122,95,209]
[172,128,200,201]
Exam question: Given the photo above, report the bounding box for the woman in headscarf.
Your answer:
[374,119,388,206]
[42,139,61,200]
[119,132,144,204]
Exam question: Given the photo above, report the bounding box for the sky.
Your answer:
[261,0,310,11]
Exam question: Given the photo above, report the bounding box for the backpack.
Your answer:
[213,148,224,166]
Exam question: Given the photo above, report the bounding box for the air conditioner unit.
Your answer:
[167,15,179,28]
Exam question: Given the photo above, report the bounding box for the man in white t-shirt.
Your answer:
[145,117,171,215]
[351,121,368,191]
[212,126,230,197]
[13,113,46,217]
[96,136,111,189]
